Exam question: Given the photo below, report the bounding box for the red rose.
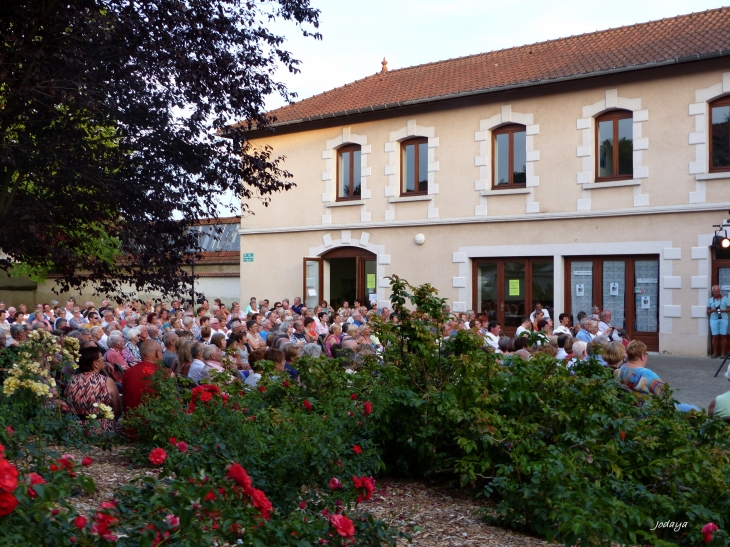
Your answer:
[250,488,272,520]
[176,441,188,453]
[74,515,87,529]
[26,472,45,498]
[352,476,374,503]
[352,445,362,455]
[82,457,94,466]
[169,437,177,444]
[299,501,307,510]
[199,391,213,403]
[204,384,221,395]
[702,523,719,543]
[0,445,4,457]
[330,514,355,538]
[221,393,229,402]
[50,457,74,473]
[619,431,626,441]
[226,463,253,494]
[258,386,266,393]
[283,381,290,388]
[350,393,357,400]
[303,400,313,411]
[328,477,342,490]
[0,459,19,493]
[187,402,196,414]
[166,514,180,528]
[5,426,13,438]
[0,491,18,517]
[363,401,372,416]
[148,448,167,466]
[204,490,216,501]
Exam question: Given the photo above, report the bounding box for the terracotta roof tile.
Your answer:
[265,8,730,127]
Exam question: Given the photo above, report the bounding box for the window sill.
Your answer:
[388,195,433,203]
[325,200,365,208]
[581,179,642,190]
[480,188,531,196]
[696,172,730,181]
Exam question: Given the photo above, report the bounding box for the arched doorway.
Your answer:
[303,247,377,311]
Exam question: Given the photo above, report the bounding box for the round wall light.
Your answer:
[414,233,425,245]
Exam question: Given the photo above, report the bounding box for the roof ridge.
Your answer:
[256,6,730,128]
[272,5,729,113]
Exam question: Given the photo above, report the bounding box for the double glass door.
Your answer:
[565,255,659,350]
[473,258,554,335]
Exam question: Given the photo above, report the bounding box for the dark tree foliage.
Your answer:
[0,0,320,296]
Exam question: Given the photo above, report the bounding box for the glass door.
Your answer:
[569,261,594,324]
[472,258,554,335]
[362,259,377,309]
[303,258,323,309]
[503,261,526,328]
[564,256,659,350]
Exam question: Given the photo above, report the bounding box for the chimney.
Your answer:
[381,58,388,73]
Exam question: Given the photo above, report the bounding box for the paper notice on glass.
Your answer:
[369,293,377,304]
[367,274,376,289]
[508,279,520,296]
[641,296,651,309]
[575,284,584,297]
[307,288,317,297]
[609,283,619,296]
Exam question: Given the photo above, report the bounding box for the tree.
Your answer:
[0,0,320,295]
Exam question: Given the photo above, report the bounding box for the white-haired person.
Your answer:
[122,328,141,365]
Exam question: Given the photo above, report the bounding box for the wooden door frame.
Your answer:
[711,252,730,348]
[471,257,553,337]
[319,247,377,309]
[564,255,659,351]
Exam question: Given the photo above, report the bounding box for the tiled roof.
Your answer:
[265,8,730,127]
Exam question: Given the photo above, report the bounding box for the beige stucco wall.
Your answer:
[239,59,730,356]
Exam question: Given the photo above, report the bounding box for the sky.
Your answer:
[218,0,728,214]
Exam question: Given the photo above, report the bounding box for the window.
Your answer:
[492,124,526,188]
[710,96,730,172]
[595,110,633,180]
[400,138,428,195]
[337,145,362,200]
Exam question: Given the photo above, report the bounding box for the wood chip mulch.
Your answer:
[365,479,552,546]
[53,446,552,545]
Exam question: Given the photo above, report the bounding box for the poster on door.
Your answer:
[641,296,651,309]
[575,284,584,297]
[609,283,619,296]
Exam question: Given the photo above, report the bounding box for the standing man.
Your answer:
[708,285,729,358]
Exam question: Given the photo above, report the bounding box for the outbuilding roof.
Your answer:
[265,7,730,127]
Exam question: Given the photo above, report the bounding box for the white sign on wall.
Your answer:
[575,284,585,297]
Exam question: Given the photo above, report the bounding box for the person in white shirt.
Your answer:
[515,316,532,338]
[597,310,622,341]
[529,302,551,323]
[484,320,501,350]
[553,313,572,336]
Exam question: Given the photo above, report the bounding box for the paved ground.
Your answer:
[647,353,730,409]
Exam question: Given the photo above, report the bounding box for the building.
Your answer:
[0,217,242,307]
[240,8,730,355]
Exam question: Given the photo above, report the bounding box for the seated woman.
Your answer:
[324,324,342,358]
[708,364,730,421]
[123,328,141,366]
[65,346,122,432]
[603,340,626,370]
[172,339,194,377]
[613,340,664,395]
[614,340,700,412]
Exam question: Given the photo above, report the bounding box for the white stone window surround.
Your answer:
[688,72,730,203]
[451,240,679,335]
[308,230,390,309]
[383,120,440,221]
[575,89,649,211]
[474,105,540,215]
[689,232,714,336]
[321,128,372,225]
